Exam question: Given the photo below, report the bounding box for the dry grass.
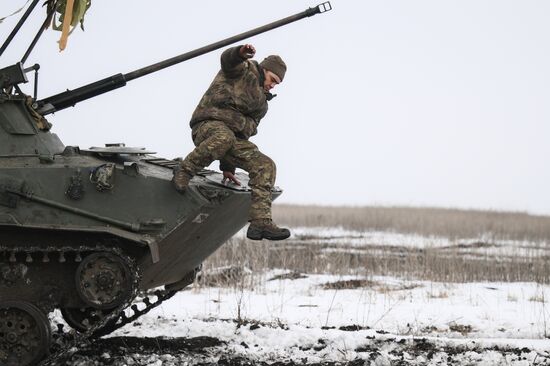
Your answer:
[203,239,550,284]
[273,204,550,242]
[201,204,550,285]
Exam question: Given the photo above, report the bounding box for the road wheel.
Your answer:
[0,301,51,366]
[75,252,133,310]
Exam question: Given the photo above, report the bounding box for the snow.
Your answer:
[101,272,550,364]
[51,226,550,365]
[243,226,550,259]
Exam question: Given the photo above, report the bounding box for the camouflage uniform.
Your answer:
[179,46,276,221]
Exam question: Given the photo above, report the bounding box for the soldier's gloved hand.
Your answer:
[239,44,256,59]
[222,171,241,186]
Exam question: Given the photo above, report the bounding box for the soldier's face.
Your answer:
[264,70,281,92]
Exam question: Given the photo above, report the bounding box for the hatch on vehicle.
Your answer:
[83,143,155,156]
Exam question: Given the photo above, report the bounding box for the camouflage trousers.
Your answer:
[180,120,276,221]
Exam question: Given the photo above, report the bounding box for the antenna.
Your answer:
[0,0,41,58]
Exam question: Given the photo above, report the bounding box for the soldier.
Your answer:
[173,44,291,241]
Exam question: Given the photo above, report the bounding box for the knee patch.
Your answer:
[203,133,236,160]
[219,133,237,147]
[254,156,276,186]
[263,156,276,176]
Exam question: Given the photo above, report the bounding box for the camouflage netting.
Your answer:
[47,0,92,51]
[1,0,91,51]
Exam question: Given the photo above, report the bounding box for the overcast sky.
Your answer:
[1,1,549,215]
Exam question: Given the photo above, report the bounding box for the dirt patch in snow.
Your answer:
[321,279,421,292]
[322,279,378,290]
[268,271,308,281]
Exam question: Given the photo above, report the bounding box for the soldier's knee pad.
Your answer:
[266,157,276,174]
[219,132,236,146]
[207,133,236,159]
[259,156,276,180]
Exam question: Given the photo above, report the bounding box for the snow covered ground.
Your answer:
[284,226,550,258]
[59,272,548,365]
[57,227,550,365]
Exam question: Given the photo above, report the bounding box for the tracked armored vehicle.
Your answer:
[0,2,332,365]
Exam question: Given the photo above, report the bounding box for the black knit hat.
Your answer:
[260,55,287,81]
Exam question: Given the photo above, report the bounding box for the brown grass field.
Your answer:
[272,204,550,241]
[202,204,550,285]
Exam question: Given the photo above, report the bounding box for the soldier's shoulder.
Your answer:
[248,59,260,68]
[247,60,261,75]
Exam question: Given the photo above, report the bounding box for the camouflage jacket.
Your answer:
[189,46,269,140]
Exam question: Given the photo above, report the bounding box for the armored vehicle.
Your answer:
[0,2,331,365]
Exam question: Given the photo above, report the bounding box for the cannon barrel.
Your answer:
[36,2,332,116]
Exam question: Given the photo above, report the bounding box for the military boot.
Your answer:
[246,219,291,241]
[172,166,193,193]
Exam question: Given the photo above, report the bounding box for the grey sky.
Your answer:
[1,1,549,215]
